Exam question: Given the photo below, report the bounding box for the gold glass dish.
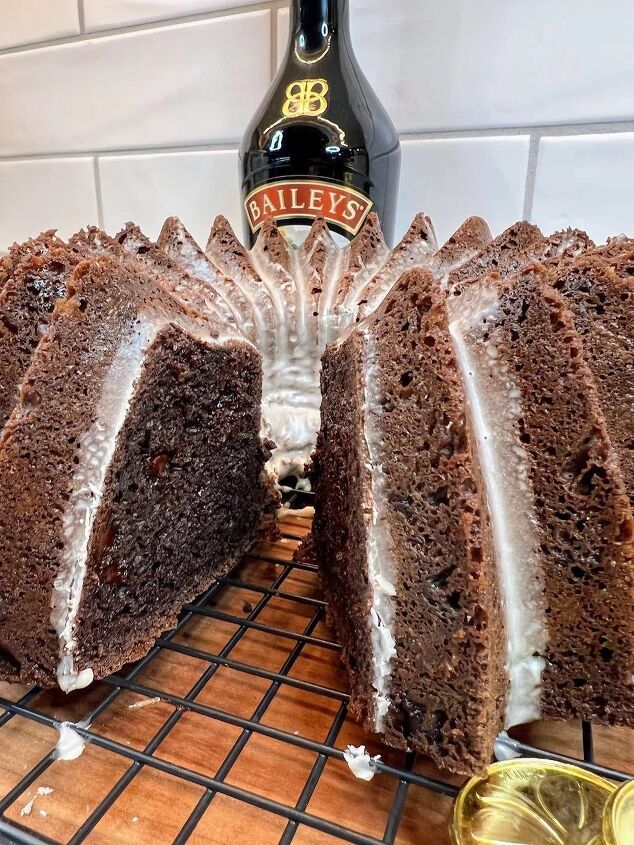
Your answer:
[602,778,634,845]
[451,758,617,845]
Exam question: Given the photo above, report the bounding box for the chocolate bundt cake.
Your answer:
[449,267,633,731]
[0,210,631,783]
[312,267,507,774]
[309,223,633,775]
[0,251,276,691]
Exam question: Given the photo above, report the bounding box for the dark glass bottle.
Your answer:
[240,0,401,248]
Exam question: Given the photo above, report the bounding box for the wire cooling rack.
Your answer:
[0,494,632,845]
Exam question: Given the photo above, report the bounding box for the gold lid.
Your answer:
[451,758,616,845]
[602,778,634,845]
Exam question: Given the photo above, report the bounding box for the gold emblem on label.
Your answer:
[451,759,616,845]
[282,79,329,117]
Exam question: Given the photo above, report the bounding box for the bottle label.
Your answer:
[244,179,373,238]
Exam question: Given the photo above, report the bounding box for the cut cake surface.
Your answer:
[311,235,633,774]
[0,255,277,691]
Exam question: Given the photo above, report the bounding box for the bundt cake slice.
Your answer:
[448,266,633,728]
[312,267,506,775]
[312,257,633,774]
[0,255,277,691]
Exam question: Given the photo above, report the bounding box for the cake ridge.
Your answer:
[0,240,81,431]
[355,212,437,319]
[158,216,259,342]
[548,249,634,508]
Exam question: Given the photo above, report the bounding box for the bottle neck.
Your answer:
[290,0,350,57]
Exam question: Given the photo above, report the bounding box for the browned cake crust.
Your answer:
[315,269,507,775]
[293,217,342,321]
[206,215,254,276]
[549,254,634,506]
[446,221,547,292]
[0,255,12,292]
[252,219,292,272]
[544,227,595,260]
[474,267,634,725]
[431,216,492,275]
[300,217,336,271]
[71,224,229,338]
[592,234,634,260]
[0,242,79,429]
[0,255,277,688]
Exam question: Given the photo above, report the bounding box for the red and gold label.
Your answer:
[244,179,373,237]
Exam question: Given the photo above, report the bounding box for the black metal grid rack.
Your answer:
[0,495,631,845]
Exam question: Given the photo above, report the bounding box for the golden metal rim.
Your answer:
[450,757,617,845]
[602,778,634,845]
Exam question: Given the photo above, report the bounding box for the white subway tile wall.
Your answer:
[0,0,80,51]
[1,0,634,250]
[82,0,266,33]
[532,134,634,244]
[99,149,243,245]
[398,137,530,245]
[0,158,98,243]
[0,13,271,157]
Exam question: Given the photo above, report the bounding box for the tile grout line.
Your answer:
[270,0,279,79]
[92,157,105,228]
[522,134,541,221]
[0,144,240,163]
[398,120,634,141]
[77,0,86,34]
[0,2,275,57]
[2,121,634,164]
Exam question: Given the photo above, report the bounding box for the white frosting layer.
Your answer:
[493,730,521,761]
[343,744,381,781]
[361,331,397,732]
[56,722,87,760]
[164,225,247,331]
[315,239,350,349]
[261,392,320,488]
[50,320,157,693]
[448,284,547,728]
[202,216,440,490]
